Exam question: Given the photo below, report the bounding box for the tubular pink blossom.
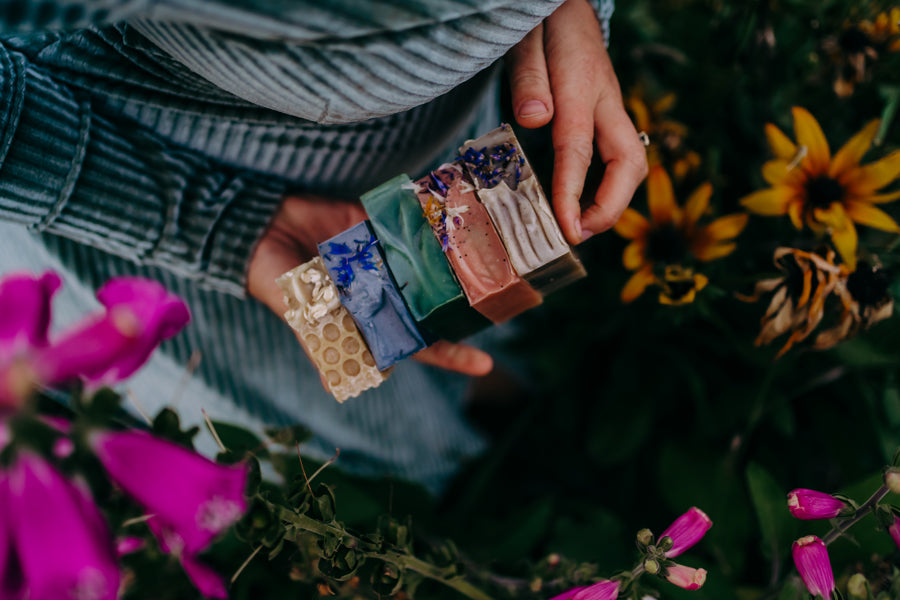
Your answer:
[5,452,119,600]
[91,429,247,555]
[180,552,229,599]
[0,272,60,409]
[792,535,835,598]
[787,489,847,520]
[665,564,707,590]
[659,507,713,557]
[38,277,190,388]
[548,580,620,600]
[0,272,60,362]
[889,516,900,550]
[0,472,25,599]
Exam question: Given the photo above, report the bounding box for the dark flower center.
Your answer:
[662,278,696,302]
[805,176,845,209]
[847,262,891,308]
[646,224,688,264]
[839,28,872,54]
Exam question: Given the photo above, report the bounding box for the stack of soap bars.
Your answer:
[277,124,587,402]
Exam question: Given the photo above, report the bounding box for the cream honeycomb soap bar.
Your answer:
[276,258,388,403]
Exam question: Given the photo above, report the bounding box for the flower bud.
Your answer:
[787,488,847,520]
[847,573,869,599]
[885,468,900,495]
[889,516,900,551]
[636,528,654,548]
[792,535,835,599]
[643,558,660,575]
[659,507,712,557]
[665,564,707,590]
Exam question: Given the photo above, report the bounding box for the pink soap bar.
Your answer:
[414,162,541,324]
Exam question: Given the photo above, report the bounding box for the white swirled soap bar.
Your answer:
[276,258,388,403]
[459,124,586,295]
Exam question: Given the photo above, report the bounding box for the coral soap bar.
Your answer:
[276,258,387,403]
[360,174,489,342]
[459,124,586,295]
[318,221,426,370]
[414,162,541,324]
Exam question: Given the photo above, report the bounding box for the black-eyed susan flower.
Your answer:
[613,166,748,303]
[626,86,701,181]
[741,107,900,270]
[743,247,846,358]
[822,8,900,97]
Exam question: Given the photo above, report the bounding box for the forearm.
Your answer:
[0,44,286,296]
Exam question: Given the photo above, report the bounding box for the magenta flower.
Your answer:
[39,277,190,388]
[792,535,836,599]
[889,516,900,550]
[665,564,707,590]
[0,272,59,408]
[547,579,620,600]
[91,429,247,597]
[659,507,713,557]
[2,452,119,600]
[787,489,847,520]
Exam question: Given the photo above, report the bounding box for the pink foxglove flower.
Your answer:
[659,507,713,557]
[3,452,119,600]
[787,489,847,520]
[792,535,836,599]
[889,516,900,550]
[665,564,707,590]
[0,272,59,408]
[91,429,247,597]
[548,579,620,600]
[39,277,190,388]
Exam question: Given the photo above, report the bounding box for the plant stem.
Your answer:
[277,507,495,600]
[822,484,890,546]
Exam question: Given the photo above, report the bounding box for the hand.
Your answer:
[505,0,648,244]
[247,194,493,379]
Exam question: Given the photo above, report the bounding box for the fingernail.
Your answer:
[580,228,594,242]
[518,100,548,118]
[573,219,584,243]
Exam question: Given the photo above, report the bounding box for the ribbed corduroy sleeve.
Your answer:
[0,44,286,297]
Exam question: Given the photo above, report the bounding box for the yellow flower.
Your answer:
[823,8,900,96]
[741,107,900,270]
[614,166,748,303]
[626,86,701,181]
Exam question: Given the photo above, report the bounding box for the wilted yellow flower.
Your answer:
[741,107,900,270]
[614,166,747,303]
[743,247,893,357]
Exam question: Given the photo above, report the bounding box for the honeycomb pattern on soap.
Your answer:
[276,258,387,403]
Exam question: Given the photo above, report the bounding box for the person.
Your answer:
[0,0,647,493]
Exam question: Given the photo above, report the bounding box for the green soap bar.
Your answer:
[361,174,489,342]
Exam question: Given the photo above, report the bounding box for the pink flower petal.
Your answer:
[116,537,146,557]
[547,586,588,600]
[6,453,119,600]
[0,473,26,600]
[792,535,835,598]
[787,489,847,520]
[180,552,229,599]
[38,277,190,388]
[92,429,247,555]
[889,517,900,550]
[665,564,707,590]
[660,507,713,557]
[0,272,60,362]
[572,580,620,600]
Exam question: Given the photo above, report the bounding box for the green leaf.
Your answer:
[264,424,312,447]
[746,462,795,564]
[209,421,268,458]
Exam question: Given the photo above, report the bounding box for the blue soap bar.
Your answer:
[318,221,426,370]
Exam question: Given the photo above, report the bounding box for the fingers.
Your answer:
[413,340,494,377]
[543,0,608,245]
[506,24,554,129]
